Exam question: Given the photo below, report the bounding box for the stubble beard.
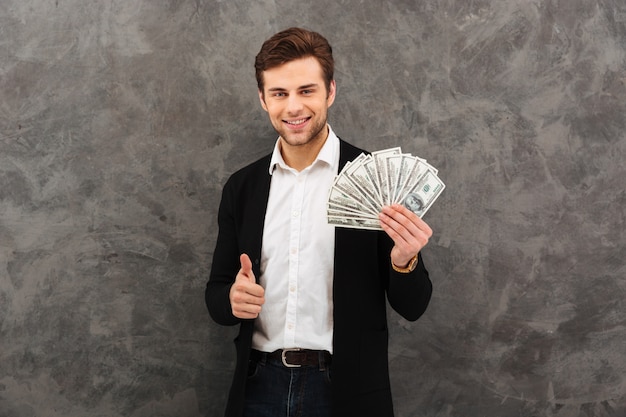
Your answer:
[277,115,328,149]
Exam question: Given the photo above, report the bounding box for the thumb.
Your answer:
[239,253,255,283]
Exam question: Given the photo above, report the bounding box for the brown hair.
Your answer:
[255,27,334,94]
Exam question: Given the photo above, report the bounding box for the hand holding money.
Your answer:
[327,147,445,231]
[379,204,433,267]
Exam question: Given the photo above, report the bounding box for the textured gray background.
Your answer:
[1,0,625,416]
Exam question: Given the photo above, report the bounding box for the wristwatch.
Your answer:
[391,254,418,273]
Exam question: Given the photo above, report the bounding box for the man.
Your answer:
[206,27,433,417]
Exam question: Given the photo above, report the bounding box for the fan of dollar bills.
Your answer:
[327,147,445,230]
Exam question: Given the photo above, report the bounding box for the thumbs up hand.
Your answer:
[229,254,265,319]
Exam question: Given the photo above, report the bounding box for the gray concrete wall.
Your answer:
[1,1,624,416]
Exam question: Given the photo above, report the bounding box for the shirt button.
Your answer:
[292,210,299,218]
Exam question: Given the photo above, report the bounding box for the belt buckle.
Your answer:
[281,348,302,368]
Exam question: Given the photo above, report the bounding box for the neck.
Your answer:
[280,127,329,172]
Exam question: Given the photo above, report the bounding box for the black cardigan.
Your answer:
[206,139,432,417]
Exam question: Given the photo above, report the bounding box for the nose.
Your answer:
[285,94,304,114]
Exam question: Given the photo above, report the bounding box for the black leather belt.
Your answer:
[251,348,332,368]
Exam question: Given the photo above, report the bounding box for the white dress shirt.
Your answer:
[252,125,340,354]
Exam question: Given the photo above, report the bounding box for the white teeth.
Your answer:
[286,118,307,125]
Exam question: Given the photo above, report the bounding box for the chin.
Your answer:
[281,133,312,146]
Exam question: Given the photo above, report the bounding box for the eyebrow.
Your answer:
[267,83,320,92]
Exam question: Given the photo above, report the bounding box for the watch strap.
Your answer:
[391,254,418,273]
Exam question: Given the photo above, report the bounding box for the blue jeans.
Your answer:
[243,351,332,417]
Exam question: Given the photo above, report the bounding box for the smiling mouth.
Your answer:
[284,117,310,127]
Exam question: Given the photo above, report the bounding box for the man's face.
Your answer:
[259,57,336,150]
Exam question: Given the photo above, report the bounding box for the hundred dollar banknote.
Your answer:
[327,147,445,230]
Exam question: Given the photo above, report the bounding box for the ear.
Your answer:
[258,89,268,112]
[326,80,337,108]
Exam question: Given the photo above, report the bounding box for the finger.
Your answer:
[232,300,263,319]
[379,210,417,244]
[232,288,264,309]
[232,272,264,298]
[230,280,265,319]
[381,205,432,238]
[239,253,255,283]
[379,206,432,257]
[234,310,260,320]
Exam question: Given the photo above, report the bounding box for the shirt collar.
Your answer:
[268,124,339,175]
